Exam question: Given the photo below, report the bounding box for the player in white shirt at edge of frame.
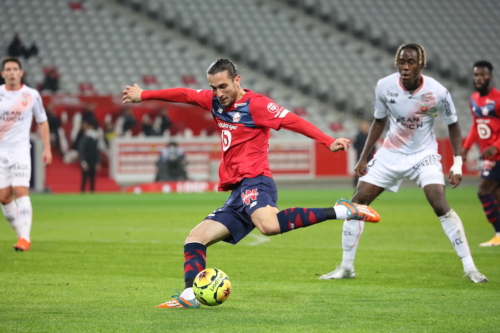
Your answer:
[319,43,487,283]
[0,57,52,251]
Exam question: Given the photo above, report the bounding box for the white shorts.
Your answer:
[359,147,445,193]
[0,147,31,189]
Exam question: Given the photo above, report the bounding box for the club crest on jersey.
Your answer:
[241,189,258,205]
[21,92,30,106]
[217,108,223,114]
[232,112,241,123]
[267,103,280,113]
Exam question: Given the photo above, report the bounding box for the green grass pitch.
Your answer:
[0,186,498,332]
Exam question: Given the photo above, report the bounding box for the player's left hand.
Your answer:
[42,148,52,165]
[122,83,143,104]
[448,170,462,189]
[482,146,498,159]
[330,138,350,152]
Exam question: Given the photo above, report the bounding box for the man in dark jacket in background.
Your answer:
[79,121,100,192]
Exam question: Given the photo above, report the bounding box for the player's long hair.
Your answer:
[394,44,426,69]
[207,58,238,79]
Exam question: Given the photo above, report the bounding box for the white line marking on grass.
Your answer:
[246,234,270,246]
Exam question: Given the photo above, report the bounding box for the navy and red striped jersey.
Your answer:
[464,87,500,161]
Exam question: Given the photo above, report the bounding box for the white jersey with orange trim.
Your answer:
[374,73,458,154]
[0,84,47,149]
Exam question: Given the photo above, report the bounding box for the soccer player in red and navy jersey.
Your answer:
[123,59,380,308]
[462,60,500,247]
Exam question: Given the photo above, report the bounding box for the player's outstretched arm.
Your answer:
[279,112,348,151]
[122,83,143,104]
[448,122,463,189]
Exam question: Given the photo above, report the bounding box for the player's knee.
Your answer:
[255,219,279,236]
[0,193,13,205]
[432,202,450,217]
[185,231,207,245]
[254,218,279,235]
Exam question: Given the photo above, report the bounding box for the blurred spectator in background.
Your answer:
[46,106,61,152]
[24,42,38,59]
[81,104,98,128]
[115,107,137,136]
[154,107,172,135]
[41,67,59,93]
[142,114,158,136]
[353,120,376,187]
[7,34,25,57]
[155,142,187,181]
[154,107,173,135]
[7,34,38,59]
[103,121,117,148]
[79,121,100,193]
[73,104,98,151]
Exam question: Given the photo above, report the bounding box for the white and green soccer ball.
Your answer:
[193,268,231,306]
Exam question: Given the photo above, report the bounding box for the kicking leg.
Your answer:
[320,181,384,279]
[250,198,380,237]
[423,184,487,283]
[157,219,231,308]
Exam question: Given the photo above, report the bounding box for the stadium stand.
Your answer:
[0,0,346,138]
[1,0,492,137]
[115,0,481,135]
[284,0,500,87]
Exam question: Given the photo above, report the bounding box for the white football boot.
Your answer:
[465,269,488,283]
[319,266,356,280]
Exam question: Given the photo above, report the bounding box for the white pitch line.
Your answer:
[246,234,270,246]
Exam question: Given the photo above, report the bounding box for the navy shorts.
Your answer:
[205,175,278,244]
[480,160,500,181]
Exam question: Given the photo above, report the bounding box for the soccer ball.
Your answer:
[193,268,231,306]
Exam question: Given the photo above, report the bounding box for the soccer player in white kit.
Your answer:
[0,57,52,251]
[320,44,488,283]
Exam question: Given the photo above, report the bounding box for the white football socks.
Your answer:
[2,201,20,236]
[439,209,475,273]
[340,219,365,270]
[334,205,349,220]
[15,196,32,242]
[181,287,195,300]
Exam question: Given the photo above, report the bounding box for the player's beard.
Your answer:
[475,82,490,95]
[219,85,238,107]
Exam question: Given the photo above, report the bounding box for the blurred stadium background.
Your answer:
[2,0,498,193]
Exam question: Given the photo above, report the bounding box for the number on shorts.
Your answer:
[221,130,232,151]
[477,123,491,139]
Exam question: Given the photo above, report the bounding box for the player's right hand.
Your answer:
[482,146,498,159]
[354,159,368,177]
[461,147,469,162]
[122,83,143,104]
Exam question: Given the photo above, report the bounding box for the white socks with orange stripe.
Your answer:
[439,209,475,273]
[2,201,20,237]
[340,219,365,270]
[15,196,32,242]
